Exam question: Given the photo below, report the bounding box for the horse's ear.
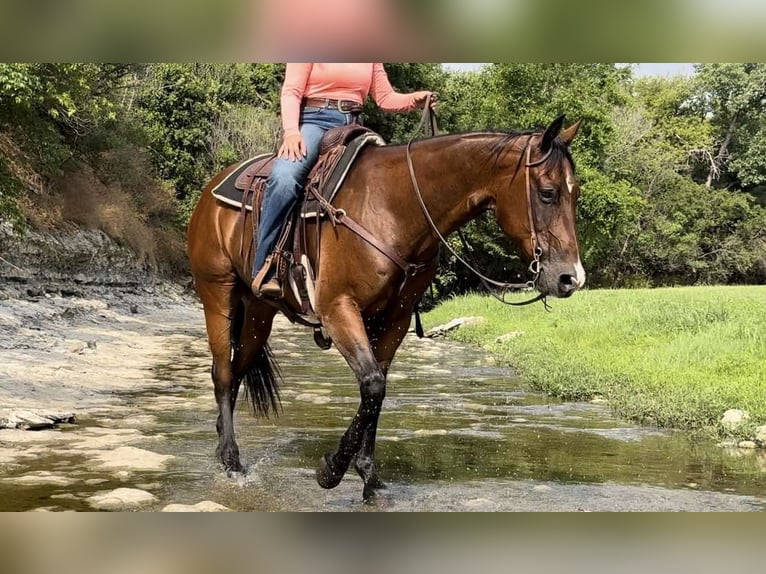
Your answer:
[561,120,582,146]
[541,115,566,152]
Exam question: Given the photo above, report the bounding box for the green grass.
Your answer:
[424,286,766,438]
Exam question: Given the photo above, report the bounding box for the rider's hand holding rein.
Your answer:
[413,91,438,111]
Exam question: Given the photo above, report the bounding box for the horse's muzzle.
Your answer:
[540,259,585,298]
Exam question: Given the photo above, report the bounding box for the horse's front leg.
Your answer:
[354,311,412,499]
[315,299,387,492]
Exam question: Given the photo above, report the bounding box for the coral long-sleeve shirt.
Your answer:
[280,63,424,137]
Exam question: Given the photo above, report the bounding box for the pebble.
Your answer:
[93,446,173,472]
[721,409,749,432]
[1,471,78,487]
[161,501,230,512]
[462,498,493,509]
[87,488,156,510]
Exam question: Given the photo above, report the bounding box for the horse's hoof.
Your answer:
[223,459,243,476]
[218,445,242,475]
[361,475,387,501]
[315,453,344,489]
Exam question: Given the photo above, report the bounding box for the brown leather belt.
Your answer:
[302,97,362,113]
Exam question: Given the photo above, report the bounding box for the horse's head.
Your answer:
[494,116,585,298]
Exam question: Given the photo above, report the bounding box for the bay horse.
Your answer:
[186,115,585,499]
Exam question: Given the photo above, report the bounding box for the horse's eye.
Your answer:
[539,187,557,204]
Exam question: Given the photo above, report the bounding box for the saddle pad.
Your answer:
[211,152,273,211]
[301,132,385,219]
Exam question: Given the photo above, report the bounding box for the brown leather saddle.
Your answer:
[232,124,376,198]
[221,124,385,336]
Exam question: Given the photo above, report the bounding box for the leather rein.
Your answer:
[406,97,551,307]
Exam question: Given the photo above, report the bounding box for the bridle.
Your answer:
[405,98,553,307]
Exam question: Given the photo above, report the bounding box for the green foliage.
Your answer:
[634,174,766,284]
[692,63,766,190]
[134,64,224,199]
[0,157,24,232]
[0,63,130,179]
[468,64,629,169]
[577,166,644,284]
[133,63,283,200]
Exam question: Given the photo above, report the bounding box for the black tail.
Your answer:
[242,344,282,417]
[231,300,282,418]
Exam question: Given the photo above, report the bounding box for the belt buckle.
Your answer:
[337,100,353,113]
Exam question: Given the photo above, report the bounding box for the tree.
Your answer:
[692,63,766,189]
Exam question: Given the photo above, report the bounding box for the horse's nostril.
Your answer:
[558,273,577,297]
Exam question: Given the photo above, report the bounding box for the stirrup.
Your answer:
[251,255,274,295]
[259,279,282,298]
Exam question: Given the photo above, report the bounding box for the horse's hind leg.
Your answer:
[196,278,245,474]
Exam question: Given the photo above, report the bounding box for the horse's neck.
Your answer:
[408,134,507,239]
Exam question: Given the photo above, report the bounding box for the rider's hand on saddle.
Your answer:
[279,133,307,162]
[414,91,438,111]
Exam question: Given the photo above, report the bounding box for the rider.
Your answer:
[251,63,437,298]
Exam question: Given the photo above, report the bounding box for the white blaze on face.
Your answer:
[564,162,584,288]
[573,258,586,288]
[565,169,576,195]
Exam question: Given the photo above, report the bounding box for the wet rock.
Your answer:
[717,439,738,448]
[0,409,76,430]
[721,409,749,432]
[2,471,78,487]
[50,493,81,501]
[65,340,86,354]
[71,427,145,450]
[426,316,485,338]
[87,487,156,510]
[738,440,758,449]
[754,425,766,445]
[495,331,524,343]
[161,501,230,512]
[92,446,173,472]
[462,498,493,509]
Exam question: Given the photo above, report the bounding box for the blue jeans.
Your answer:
[253,107,351,279]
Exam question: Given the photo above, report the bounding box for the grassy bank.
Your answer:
[423,286,766,438]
